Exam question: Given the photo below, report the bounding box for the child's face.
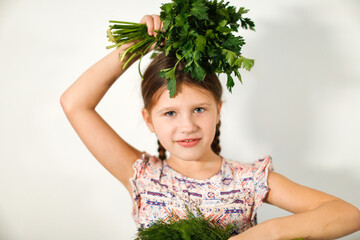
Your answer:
[142,84,222,162]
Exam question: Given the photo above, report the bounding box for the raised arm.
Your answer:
[60,15,162,193]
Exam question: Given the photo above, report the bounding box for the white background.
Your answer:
[0,0,359,239]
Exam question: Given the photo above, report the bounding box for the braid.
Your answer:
[157,140,167,160]
[211,121,221,155]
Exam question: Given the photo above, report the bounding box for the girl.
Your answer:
[60,15,360,239]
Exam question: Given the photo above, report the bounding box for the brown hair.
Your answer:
[142,52,223,160]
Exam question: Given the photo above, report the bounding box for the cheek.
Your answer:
[155,129,174,152]
[208,117,219,140]
[208,121,218,139]
[152,119,173,140]
[203,112,218,128]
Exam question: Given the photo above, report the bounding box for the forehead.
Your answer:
[152,84,217,110]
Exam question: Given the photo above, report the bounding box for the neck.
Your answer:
[166,151,222,180]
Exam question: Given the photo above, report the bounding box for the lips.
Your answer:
[176,138,201,148]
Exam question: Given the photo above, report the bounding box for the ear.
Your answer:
[216,101,222,124]
[142,108,155,133]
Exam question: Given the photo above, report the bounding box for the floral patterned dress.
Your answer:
[130,153,273,234]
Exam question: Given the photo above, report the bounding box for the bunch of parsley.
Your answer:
[107,0,255,97]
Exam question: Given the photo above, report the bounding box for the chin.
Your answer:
[170,150,208,162]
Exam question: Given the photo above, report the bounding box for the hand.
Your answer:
[139,14,164,51]
[118,14,163,55]
[140,14,163,38]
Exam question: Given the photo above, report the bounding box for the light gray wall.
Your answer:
[0,0,359,239]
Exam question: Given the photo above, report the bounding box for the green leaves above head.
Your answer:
[195,35,206,53]
[240,56,255,71]
[159,0,256,96]
[106,0,256,97]
[190,0,209,20]
[192,59,207,81]
[159,66,178,98]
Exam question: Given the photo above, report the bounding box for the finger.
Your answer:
[149,42,157,52]
[140,15,154,36]
[152,14,161,37]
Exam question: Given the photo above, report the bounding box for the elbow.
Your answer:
[344,202,360,234]
[59,92,74,114]
[59,93,69,111]
[59,93,66,108]
[60,92,94,114]
[354,206,360,231]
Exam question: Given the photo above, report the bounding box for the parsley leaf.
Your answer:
[107,0,256,97]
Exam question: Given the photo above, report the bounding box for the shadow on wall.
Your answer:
[0,215,12,240]
[243,5,360,239]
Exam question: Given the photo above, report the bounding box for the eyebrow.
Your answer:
[156,102,213,114]
[156,107,176,114]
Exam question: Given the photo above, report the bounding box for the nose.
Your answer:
[179,114,198,133]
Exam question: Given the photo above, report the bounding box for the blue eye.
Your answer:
[194,107,205,113]
[165,111,176,117]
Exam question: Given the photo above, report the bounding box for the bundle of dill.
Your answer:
[136,209,236,240]
[135,208,305,240]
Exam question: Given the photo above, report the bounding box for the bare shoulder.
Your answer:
[265,171,339,214]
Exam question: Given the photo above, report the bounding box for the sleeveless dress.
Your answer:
[129,153,273,234]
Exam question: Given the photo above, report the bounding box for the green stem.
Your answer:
[122,52,139,69]
[122,38,156,69]
[138,54,144,79]
[137,41,155,79]
[106,43,122,49]
[109,20,141,25]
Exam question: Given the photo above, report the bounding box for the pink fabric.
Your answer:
[129,153,273,234]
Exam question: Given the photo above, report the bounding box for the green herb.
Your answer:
[135,207,306,240]
[136,208,236,240]
[106,21,158,72]
[107,0,255,97]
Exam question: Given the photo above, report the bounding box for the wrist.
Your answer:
[116,45,141,70]
[262,219,283,240]
[265,217,306,240]
[231,220,281,240]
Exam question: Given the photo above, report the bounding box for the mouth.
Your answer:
[176,138,201,147]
